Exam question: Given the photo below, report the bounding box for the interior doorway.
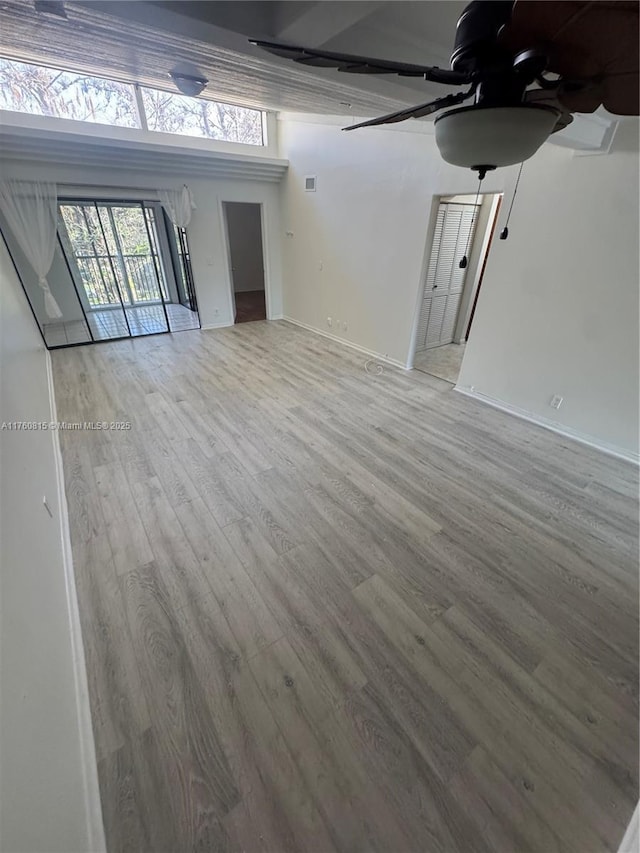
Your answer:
[223,201,266,323]
[411,192,501,383]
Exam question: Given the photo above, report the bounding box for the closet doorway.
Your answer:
[411,193,501,383]
[223,201,266,323]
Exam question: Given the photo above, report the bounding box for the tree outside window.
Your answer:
[0,58,138,127]
[140,87,263,145]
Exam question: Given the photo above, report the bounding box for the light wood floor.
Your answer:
[413,342,466,384]
[52,321,639,853]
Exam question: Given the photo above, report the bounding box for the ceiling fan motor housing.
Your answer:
[442,0,562,173]
[451,0,515,74]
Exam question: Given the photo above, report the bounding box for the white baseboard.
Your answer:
[282,316,407,370]
[455,385,639,465]
[200,320,234,331]
[46,352,106,853]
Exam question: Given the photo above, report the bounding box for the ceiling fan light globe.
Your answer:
[434,104,560,170]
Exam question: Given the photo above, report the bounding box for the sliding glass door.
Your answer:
[58,201,171,340]
[3,196,201,348]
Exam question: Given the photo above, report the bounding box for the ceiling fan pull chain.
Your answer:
[500,161,524,240]
[459,175,483,269]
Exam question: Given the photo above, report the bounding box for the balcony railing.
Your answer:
[75,253,168,308]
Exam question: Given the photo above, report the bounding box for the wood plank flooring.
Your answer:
[52,320,639,853]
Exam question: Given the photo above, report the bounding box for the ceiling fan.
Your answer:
[251,0,639,178]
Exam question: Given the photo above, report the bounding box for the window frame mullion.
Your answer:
[133,83,148,131]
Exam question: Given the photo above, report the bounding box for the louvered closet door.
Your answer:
[416,202,478,351]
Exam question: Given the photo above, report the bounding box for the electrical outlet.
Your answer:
[550,394,563,410]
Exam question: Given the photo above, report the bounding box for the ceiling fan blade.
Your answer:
[602,72,639,116]
[343,90,475,132]
[556,82,603,113]
[500,1,639,114]
[249,40,471,85]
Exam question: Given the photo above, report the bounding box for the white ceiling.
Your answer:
[0,0,467,115]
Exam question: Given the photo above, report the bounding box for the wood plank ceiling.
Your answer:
[0,0,440,114]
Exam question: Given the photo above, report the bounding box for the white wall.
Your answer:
[1,160,284,330]
[458,120,639,459]
[278,115,507,367]
[0,237,104,852]
[278,114,639,458]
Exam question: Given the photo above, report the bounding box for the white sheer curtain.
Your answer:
[0,180,63,320]
[158,185,196,228]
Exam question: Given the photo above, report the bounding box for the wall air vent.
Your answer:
[304,175,317,192]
